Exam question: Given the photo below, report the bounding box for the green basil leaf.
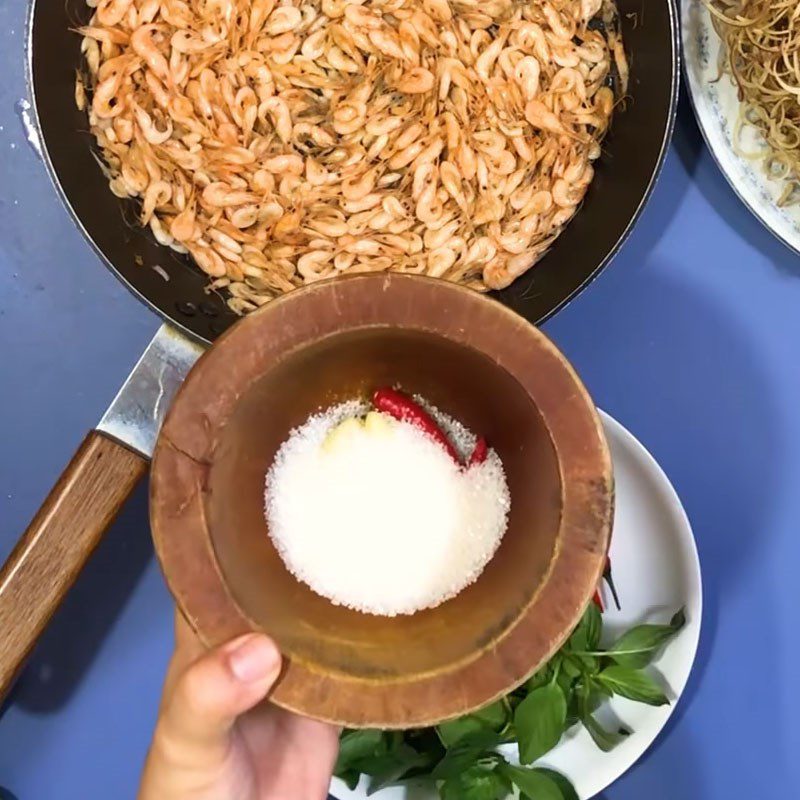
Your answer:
[535,769,580,800]
[556,668,578,700]
[514,683,567,764]
[447,727,507,750]
[436,718,481,748]
[607,608,686,668]
[598,666,670,706]
[581,713,630,752]
[404,728,446,762]
[591,678,614,699]
[476,700,509,727]
[360,743,421,777]
[499,764,565,800]
[526,664,554,692]
[335,729,386,775]
[570,680,605,721]
[560,656,580,679]
[584,602,603,649]
[568,652,598,674]
[432,747,496,779]
[567,603,602,652]
[437,700,508,748]
[338,769,361,790]
[366,744,431,794]
[440,766,511,800]
[565,712,580,728]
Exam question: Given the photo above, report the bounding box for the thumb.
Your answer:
[159,633,282,764]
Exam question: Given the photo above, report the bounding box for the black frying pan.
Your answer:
[0,0,677,696]
[29,0,678,344]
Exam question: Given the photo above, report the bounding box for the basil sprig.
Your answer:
[335,606,685,798]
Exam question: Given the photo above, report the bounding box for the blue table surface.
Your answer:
[2,2,799,797]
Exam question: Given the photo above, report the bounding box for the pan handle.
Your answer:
[0,431,147,701]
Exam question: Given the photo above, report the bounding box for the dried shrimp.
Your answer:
[77,0,626,313]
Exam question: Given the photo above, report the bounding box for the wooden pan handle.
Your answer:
[0,431,147,700]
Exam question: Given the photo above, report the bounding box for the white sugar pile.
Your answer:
[264,402,510,616]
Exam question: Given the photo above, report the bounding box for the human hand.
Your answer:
[138,611,340,800]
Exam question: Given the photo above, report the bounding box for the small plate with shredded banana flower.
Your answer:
[683,0,800,256]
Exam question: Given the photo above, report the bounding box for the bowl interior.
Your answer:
[207,327,562,679]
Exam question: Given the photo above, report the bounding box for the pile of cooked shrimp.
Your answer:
[77,0,626,313]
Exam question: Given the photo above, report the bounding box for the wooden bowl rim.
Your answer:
[150,274,613,728]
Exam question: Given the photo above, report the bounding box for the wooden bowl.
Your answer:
[150,274,613,728]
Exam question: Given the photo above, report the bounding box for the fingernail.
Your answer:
[227,635,280,683]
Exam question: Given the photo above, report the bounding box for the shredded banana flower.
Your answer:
[78,0,625,313]
[706,0,800,207]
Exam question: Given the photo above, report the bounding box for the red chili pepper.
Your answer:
[603,557,621,611]
[467,436,488,467]
[372,387,462,464]
[592,588,604,612]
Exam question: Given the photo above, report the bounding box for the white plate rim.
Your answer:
[330,410,703,800]
[680,0,800,258]
[570,410,703,797]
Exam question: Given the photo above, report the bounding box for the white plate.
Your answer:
[330,411,702,800]
[682,0,800,256]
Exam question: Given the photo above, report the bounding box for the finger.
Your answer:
[174,608,206,663]
[159,610,206,703]
[158,632,282,764]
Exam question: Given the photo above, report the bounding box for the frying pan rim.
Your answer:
[536,0,681,325]
[26,0,680,346]
[24,0,205,344]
